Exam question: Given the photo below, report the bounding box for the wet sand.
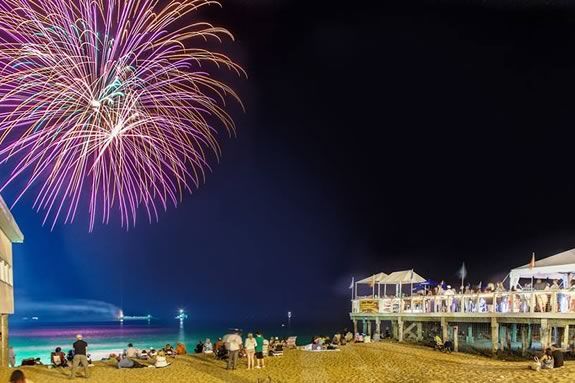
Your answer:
[1,341,574,382]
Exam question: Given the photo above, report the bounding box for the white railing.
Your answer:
[352,290,575,315]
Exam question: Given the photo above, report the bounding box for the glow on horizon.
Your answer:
[0,0,244,230]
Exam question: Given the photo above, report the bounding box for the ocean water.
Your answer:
[9,320,336,365]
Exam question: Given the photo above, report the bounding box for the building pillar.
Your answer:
[466,325,474,344]
[441,317,448,342]
[540,319,549,350]
[367,320,372,337]
[491,317,499,354]
[453,325,459,352]
[362,319,367,334]
[391,320,398,340]
[416,322,423,341]
[0,314,8,368]
[562,325,570,348]
[520,324,528,356]
[510,323,518,343]
[353,319,358,335]
[375,319,381,337]
[398,318,404,342]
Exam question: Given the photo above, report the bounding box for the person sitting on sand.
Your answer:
[126,343,139,359]
[214,338,224,353]
[9,369,34,383]
[51,347,68,368]
[540,348,554,369]
[154,351,170,368]
[148,348,157,358]
[194,340,204,354]
[203,338,213,353]
[138,349,149,360]
[118,354,145,369]
[551,344,564,368]
[163,344,175,356]
[176,342,187,355]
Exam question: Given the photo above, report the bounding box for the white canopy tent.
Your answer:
[378,270,426,297]
[509,248,575,288]
[354,272,388,299]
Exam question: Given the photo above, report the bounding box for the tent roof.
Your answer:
[380,270,426,284]
[356,272,388,285]
[509,249,575,286]
[514,249,575,270]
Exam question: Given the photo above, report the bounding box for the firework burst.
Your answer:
[0,0,243,230]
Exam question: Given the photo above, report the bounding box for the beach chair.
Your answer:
[286,336,297,349]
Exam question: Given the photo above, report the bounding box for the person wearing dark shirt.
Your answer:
[71,334,89,378]
[551,345,565,368]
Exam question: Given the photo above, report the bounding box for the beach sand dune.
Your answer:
[1,342,574,382]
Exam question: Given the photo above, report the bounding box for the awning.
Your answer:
[509,249,575,287]
[379,270,426,285]
[356,272,388,286]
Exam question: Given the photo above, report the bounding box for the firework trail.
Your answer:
[0,0,243,230]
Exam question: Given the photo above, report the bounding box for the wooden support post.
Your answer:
[353,319,358,335]
[398,318,404,343]
[460,297,465,313]
[563,325,570,348]
[551,292,558,313]
[0,314,8,368]
[499,325,506,351]
[466,325,474,344]
[367,320,372,337]
[530,293,535,313]
[520,325,528,356]
[375,319,381,337]
[511,323,518,343]
[362,319,367,335]
[441,317,448,343]
[391,320,398,340]
[540,319,549,350]
[528,324,533,349]
[453,325,459,352]
[491,317,499,355]
[416,322,423,341]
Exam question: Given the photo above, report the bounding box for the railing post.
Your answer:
[510,293,515,313]
[460,295,465,313]
[551,292,558,313]
[491,293,496,313]
[530,293,535,313]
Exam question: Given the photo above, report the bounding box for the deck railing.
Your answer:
[351,289,575,315]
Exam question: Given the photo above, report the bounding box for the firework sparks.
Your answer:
[0,0,243,230]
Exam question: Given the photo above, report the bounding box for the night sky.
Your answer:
[6,0,575,326]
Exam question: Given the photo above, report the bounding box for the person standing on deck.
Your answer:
[70,334,90,379]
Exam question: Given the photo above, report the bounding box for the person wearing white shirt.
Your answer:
[224,330,242,370]
[126,343,139,359]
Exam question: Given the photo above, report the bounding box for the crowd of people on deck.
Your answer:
[371,278,575,314]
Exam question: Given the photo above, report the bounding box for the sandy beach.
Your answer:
[1,341,574,383]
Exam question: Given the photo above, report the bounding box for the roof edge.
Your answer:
[0,195,24,243]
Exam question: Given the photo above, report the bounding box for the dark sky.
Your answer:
[7,0,575,326]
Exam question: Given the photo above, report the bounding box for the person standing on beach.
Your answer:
[244,333,257,370]
[224,330,242,370]
[9,346,16,367]
[255,331,265,369]
[70,334,89,379]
